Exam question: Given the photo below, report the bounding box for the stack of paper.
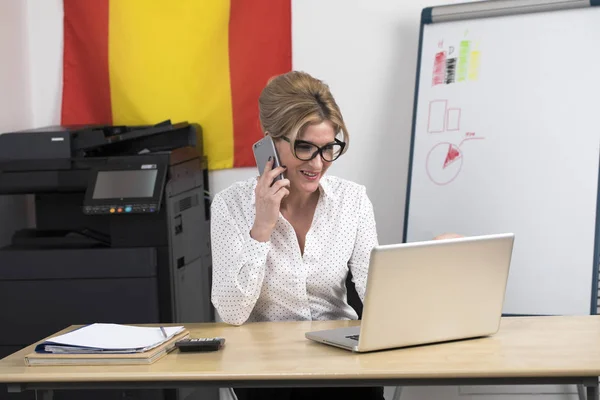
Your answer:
[35,323,186,354]
[25,323,189,366]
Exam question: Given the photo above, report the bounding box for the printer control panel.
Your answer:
[83,162,166,216]
[83,204,158,215]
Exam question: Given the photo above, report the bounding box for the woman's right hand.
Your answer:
[250,158,289,242]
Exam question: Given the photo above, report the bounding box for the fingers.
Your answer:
[263,157,274,174]
[258,158,286,187]
[266,165,287,183]
[276,187,290,201]
[257,158,274,186]
[270,178,290,194]
[433,233,464,240]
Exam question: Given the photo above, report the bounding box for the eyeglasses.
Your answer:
[281,137,346,162]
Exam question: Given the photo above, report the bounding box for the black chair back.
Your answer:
[345,270,363,319]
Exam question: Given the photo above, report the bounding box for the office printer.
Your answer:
[0,121,215,400]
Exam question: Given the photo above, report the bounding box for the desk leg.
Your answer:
[35,389,53,400]
[578,385,586,400]
[586,381,599,400]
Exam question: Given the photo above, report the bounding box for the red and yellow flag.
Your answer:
[61,0,292,170]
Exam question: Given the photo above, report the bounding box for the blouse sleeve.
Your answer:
[348,187,379,302]
[210,193,270,325]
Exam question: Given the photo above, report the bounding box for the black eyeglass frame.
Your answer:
[280,136,346,162]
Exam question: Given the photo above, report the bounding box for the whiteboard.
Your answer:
[405,3,600,315]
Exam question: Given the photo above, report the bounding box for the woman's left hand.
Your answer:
[433,232,463,240]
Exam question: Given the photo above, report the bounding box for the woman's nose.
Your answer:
[308,155,323,170]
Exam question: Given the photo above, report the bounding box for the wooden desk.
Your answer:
[1,316,600,399]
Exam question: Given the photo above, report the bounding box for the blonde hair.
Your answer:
[258,71,349,154]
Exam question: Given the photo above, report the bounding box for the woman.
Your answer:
[210,70,384,400]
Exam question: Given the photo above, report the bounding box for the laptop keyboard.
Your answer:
[345,334,360,341]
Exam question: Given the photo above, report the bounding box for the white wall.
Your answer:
[18,1,582,399]
[0,0,31,246]
[292,0,423,245]
[26,0,63,128]
[0,2,31,133]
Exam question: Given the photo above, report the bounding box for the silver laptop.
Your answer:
[305,233,514,352]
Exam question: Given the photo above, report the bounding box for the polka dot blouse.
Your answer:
[210,175,379,325]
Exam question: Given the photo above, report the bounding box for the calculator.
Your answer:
[175,337,225,352]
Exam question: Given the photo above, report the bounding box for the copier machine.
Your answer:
[0,122,216,400]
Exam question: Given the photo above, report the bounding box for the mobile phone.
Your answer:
[252,136,284,183]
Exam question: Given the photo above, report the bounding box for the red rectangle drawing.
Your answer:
[432,51,446,86]
[446,108,461,131]
[428,100,447,133]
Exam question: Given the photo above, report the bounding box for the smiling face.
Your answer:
[258,71,350,196]
[276,121,336,195]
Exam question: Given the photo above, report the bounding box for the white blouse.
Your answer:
[210,175,379,325]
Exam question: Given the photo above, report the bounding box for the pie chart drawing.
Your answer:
[426,142,463,185]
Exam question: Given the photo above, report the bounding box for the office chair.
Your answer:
[345,271,404,400]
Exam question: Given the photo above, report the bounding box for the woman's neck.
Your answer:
[281,188,319,212]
